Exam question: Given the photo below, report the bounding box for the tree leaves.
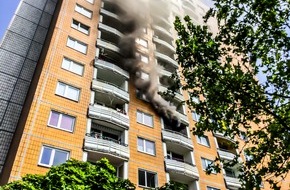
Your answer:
[0,159,135,190]
[173,0,290,189]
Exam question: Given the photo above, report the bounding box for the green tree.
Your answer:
[0,158,135,190]
[171,0,290,189]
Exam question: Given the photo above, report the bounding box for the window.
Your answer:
[138,169,157,188]
[201,158,216,173]
[140,55,149,64]
[75,4,92,18]
[48,111,75,132]
[192,111,200,122]
[207,187,220,190]
[39,146,69,167]
[86,0,94,4]
[140,72,149,80]
[137,110,153,127]
[67,37,87,54]
[136,38,148,47]
[56,82,80,101]
[71,19,90,34]
[197,135,210,147]
[138,137,155,155]
[239,131,248,141]
[61,57,84,75]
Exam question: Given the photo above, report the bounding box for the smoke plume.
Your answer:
[109,0,180,126]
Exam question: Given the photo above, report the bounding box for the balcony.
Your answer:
[218,148,236,161]
[159,85,184,102]
[224,176,242,190]
[97,39,119,54]
[165,158,199,180]
[213,131,235,143]
[92,80,129,102]
[88,105,129,129]
[95,59,129,79]
[162,129,193,149]
[155,51,178,68]
[159,68,172,77]
[153,37,175,53]
[176,111,189,125]
[84,133,129,160]
[98,23,123,38]
[100,8,119,20]
[153,25,173,40]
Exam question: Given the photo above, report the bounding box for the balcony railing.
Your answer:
[153,37,175,53]
[92,80,129,102]
[224,175,242,189]
[213,131,235,143]
[88,105,129,129]
[95,59,129,79]
[162,129,193,149]
[155,51,178,68]
[100,8,119,20]
[98,23,123,37]
[152,25,173,39]
[165,158,199,179]
[84,133,129,159]
[218,148,236,160]
[175,111,189,125]
[158,85,184,102]
[97,38,119,53]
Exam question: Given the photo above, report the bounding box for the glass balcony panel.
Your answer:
[155,51,178,68]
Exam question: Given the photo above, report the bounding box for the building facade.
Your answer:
[0,0,286,189]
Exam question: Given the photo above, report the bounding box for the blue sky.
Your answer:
[0,0,21,41]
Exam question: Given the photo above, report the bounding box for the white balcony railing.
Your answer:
[162,129,193,149]
[98,23,123,37]
[158,85,184,102]
[152,25,173,39]
[92,80,129,102]
[218,149,236,160]
[84,135,129,160]
[88,105,129,129]
[153,37,175,53]
[95,59,129,79]
[100,8,119,20]
[155,51,178,68]
[165,158,199,180]
[224,176,242,190]
[97,39,119,53]
[176,111,189,125]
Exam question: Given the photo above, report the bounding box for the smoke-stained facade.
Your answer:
[0,0,280,190]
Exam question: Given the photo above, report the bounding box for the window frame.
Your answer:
[137,137,156,156]
[136,38,148,48]
[75,4,92,18]
[61,57,84,76]
[192,111,200,122]
[201,157,216,174]
[197,135,210,147]
[85,0,94,4]
[55,81,80,102]
[137,110,153,127]
[47,110,76,132]
[38,146,69,167]
[71,19,90,35]
[138,169,158,188]
[67,36,88,54]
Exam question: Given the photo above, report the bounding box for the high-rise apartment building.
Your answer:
[0,0,288,189]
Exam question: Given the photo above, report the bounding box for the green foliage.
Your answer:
[172,0,290,189]
[0,159,135,190]
[156,181,188,190]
